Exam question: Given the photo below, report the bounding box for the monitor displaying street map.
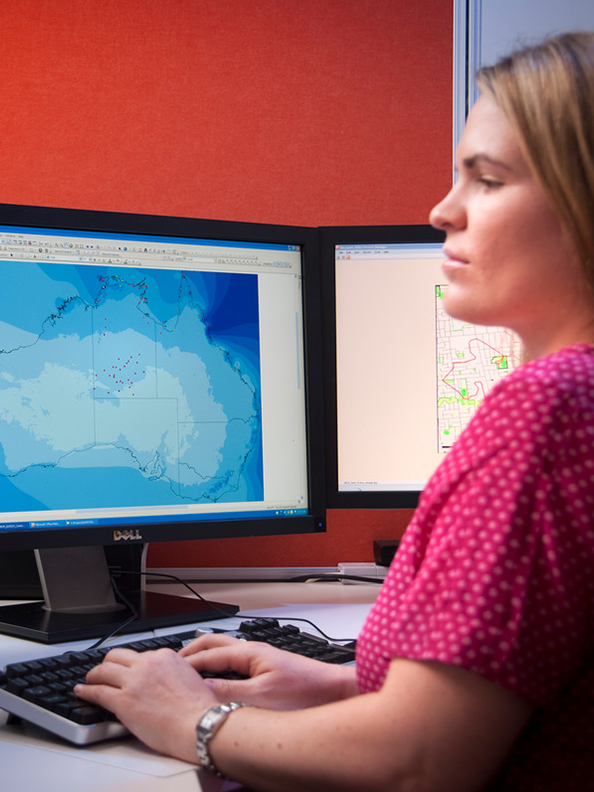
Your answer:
[325,233,520,503]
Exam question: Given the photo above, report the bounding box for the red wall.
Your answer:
[146,509,415,569]
[2,0,452,567]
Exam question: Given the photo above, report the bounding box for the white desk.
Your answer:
[0,580,379,792]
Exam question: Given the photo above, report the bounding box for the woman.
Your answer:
[75,32,594,791]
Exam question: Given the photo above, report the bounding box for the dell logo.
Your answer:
[113,529,143,542]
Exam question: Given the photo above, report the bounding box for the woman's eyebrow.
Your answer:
[461,153,513,171]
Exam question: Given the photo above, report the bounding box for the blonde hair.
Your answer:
[476,32,594,289]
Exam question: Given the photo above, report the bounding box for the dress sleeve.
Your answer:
[357,355,594,705]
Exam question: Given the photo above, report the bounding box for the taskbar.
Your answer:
[0,507,309,532]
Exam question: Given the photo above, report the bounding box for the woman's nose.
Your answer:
[429,186,465,231]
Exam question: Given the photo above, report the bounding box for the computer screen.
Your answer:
[0,204,326,642]
[320,225,520,509]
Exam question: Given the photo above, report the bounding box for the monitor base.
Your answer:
[0,590,239,644]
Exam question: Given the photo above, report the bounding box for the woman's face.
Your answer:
[430,93,590,358]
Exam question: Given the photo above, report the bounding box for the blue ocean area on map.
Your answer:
[0,260,263,512]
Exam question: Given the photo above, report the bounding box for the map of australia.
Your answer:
[0,261,263,513]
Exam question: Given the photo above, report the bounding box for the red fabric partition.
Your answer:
[146,509,415,568]
[2,0,452,227]
[2,0,452,567]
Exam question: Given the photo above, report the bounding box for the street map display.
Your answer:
[436,284,519,452]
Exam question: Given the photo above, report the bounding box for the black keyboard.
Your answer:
[0,617,356,746]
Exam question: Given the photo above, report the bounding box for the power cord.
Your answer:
[287,573,384,584]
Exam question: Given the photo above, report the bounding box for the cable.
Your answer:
[84,568,359,649]
[132,569,360,641]
[287,573,384,584]
[240,615,357,645]
[86,568,239,650]
[85,576,140,650]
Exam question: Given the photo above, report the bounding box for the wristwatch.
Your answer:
[196,701,247,776]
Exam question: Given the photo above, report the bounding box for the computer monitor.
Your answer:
[0,203,326,642]
[320,225,520,509]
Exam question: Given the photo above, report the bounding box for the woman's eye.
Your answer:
[478,177,503,189]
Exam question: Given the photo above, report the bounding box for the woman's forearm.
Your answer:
[208,691,402,792]
[206,658,531,792]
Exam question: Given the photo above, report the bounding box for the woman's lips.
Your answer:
[441,254,469,275]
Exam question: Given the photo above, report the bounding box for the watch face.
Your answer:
[198,702,245,738]
[200,708,223,731]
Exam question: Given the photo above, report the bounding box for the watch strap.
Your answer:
[196,701,247,776]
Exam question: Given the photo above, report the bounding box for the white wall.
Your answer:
[478,0,594,67]
[453,0,594,155]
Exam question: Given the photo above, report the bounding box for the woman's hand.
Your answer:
[180,633,359,710]
[75,647,217,764]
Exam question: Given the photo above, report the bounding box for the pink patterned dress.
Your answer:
[356,344,594,790]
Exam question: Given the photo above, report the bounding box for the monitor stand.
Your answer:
[0,545,239,644]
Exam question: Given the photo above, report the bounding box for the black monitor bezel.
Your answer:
[319,224,445,510]
[0,202,327,553]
